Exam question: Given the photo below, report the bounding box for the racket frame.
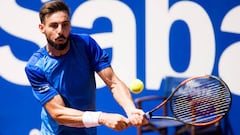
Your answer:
[146,75,232,126]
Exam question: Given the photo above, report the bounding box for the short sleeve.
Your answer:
[25,64,58,105]
[84,35,111,72]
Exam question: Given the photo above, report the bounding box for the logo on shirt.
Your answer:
[38,85,50,93]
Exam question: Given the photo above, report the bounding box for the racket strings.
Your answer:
[173,96,230,113]
[173,101,229,123]
[173,86,230,110]
[171,78,231,124]
[173,92,230,120]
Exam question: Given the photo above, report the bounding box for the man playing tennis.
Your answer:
[25,0,146,134]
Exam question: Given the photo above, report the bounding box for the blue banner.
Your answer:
[0,0,239,134]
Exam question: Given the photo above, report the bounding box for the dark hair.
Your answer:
[39,0,70,23]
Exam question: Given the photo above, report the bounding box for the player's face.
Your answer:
[39,11,71,50]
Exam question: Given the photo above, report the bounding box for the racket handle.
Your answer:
[145,112,151,119]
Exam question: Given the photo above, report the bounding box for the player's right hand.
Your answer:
[98,112,131,131]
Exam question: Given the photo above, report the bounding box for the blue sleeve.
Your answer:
[25,63,58,105]
[80,34,111,72]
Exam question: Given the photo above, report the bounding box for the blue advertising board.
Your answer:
[0,0,240,135]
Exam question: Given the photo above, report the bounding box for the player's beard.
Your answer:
[47,35,69,50]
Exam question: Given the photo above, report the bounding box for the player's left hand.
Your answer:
[127,108,149,126]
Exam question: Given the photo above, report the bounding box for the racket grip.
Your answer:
[145,112,151,119]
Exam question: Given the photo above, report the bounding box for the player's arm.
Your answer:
[97,67,146,126]
[44,94,130,130]
[25,65,130,130]
[44,94,85,127]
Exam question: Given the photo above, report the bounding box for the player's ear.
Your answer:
[39,23,45,34]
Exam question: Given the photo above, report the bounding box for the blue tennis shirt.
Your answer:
[25,33,111,135]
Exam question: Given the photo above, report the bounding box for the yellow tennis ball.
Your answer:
[130,79,144,94]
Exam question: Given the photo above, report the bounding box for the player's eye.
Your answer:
[49,23,58,29]
[62,22,70,28]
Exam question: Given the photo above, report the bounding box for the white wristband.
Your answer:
[82,111,102,128]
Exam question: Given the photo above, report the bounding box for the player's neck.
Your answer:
[46,43,70,57]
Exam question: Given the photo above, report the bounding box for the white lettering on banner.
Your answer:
[0,0,45,85]
[0,0,239,95]
[71,0,136,88]
[219,6,240,95]
[41,0,51,3]
[145,0,215,90]
[29,129,40,135]
[0,46,28,84]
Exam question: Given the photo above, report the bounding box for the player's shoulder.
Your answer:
[70,33,95,43]
[26,47,47,67]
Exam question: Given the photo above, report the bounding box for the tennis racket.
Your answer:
[145,75,232,126]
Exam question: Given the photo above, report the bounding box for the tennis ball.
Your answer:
[130,79,144,94]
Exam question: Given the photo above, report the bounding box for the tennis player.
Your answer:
[25,0,146,134]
